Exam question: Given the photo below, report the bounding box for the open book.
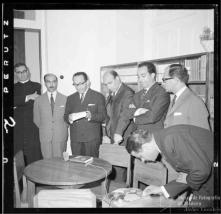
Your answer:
[69,155,93,164]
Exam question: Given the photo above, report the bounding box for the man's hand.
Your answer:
[113,133,123,144]
[176,172,188,184]
[26,91,39,101]
[134,108,149,116]
[102,136,111,144]
[68,115,74,124]
[85,111,92,120]
[142,185,163,197]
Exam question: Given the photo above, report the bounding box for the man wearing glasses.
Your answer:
[64,72,106,157]
[14,63,42,165]
[162,64,210,130]
[161,64,211,184]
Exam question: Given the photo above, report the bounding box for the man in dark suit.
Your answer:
[116,62,170,137]
[102,70,135,145]
[64,72,106,157]
[14,63,42,165]
[102,70,135,183]
[126,125,214,207]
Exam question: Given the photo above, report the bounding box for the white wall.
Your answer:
[143,10,214,59]
[25,30,41,83]
[43,9,214,95]
[44,10,146,95]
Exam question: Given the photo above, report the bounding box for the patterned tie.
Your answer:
[171,95,177,108]
[50,93,55,115]
[80,93,85,103]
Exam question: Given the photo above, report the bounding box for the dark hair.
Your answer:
[126,129,153,154]
[14,62,28,71]
[168,64,189,84]
[73,72,88,82]
[44,73,58,82]
[138,62,156,76]
[109,70,119,79]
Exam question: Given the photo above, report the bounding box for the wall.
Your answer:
[44,9,214,94]
[143,9,214,60]
[44,10,146,95]
[25,30,41,83]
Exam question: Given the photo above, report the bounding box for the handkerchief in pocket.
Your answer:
[129,104,136,109]
[174,112,182,116]
[88,104,95,106]
[60,105,65,107]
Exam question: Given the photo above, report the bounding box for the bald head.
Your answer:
[103,70,121,93]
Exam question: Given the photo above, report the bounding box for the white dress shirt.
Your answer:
[47,91,57,103]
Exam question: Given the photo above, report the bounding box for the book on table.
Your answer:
[69,155,93,164]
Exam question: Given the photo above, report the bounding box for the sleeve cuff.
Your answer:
[25,96,28,102]
[161,186,170,198]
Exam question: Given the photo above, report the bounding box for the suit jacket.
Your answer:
[64,88,106,143]
[164,87,210,130]
[116,82,170,134]
[14,81,42,163]
[34,92,68,157]
[106,83,135,145]
[154,125,213,200]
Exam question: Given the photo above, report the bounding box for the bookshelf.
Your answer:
[100,52,214,131]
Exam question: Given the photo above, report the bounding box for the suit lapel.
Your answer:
[167,88,190,115]
[141,83,158,106]
[113,84,124,102]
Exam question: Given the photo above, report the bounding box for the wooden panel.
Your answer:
[33,189,96,207]
[99,144,130,168]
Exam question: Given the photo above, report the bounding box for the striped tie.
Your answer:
[171,95,177,108]
[80,93,85,103]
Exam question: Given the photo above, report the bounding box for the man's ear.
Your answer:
[151,72,156,79]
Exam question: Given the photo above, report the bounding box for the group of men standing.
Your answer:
[14,61,213,207]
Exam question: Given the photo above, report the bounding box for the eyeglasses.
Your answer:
[73,81,86,87]
[162,77,173,82]
[15,69,27,74]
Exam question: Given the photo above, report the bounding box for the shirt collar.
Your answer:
[19,79,29,84]
[175,85,187,100]
[79,87,89,97]
[47,91,57,100]
[113,83,122,96]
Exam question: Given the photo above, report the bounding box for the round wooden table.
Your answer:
[24,157,112,207]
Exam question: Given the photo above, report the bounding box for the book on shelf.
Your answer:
[69,156,93,164]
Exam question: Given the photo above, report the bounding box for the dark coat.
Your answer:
[154,124,214,206]
[64,88,106,143]
[13,81,42,164]
[116,82,170,134]
[106,83,135,145]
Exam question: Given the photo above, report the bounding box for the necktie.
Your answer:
[171,95,177,108]
[107,94,113,105]
[50,93,55,115]
[141,89,148,99]
[80,93,85,103]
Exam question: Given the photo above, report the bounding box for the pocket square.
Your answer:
[60,105,65,107]
[174,112,182,116]
[88,104,95,106]
[129,104,136,109]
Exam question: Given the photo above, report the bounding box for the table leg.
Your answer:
[101,178,110,196]
[27,180,35,207]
